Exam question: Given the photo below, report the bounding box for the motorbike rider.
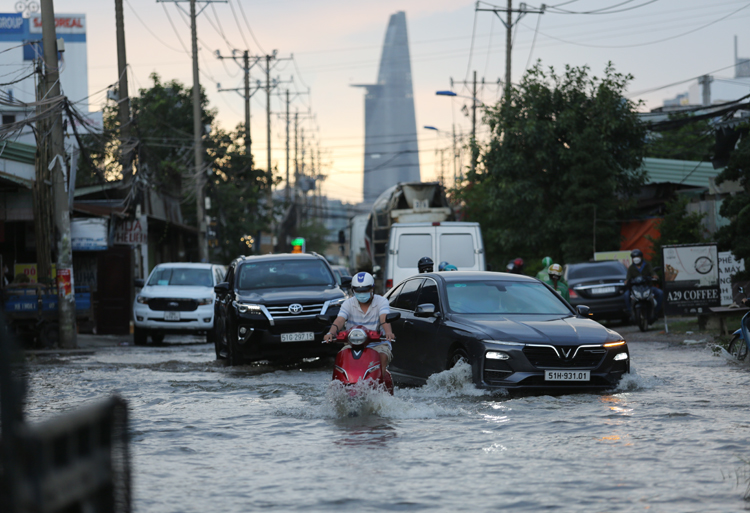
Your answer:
[438,261,449,272]
[624,249,663,322]
[546,263,570,302]
[418,257,434,273]
[323,271,395,380]
[536,256,554,282]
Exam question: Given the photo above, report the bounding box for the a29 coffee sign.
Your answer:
[662,243,720,315]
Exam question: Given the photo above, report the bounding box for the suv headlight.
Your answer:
[198,297,213,306]
[136,296,149,304]
[328,297,346,307]
[234,301,263,314]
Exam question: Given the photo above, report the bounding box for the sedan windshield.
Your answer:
[237,260,334,290]
[148,268,213,287]
[446,281,571,315]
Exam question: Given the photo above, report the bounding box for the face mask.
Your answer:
[355,291,372,304]
[633,257,642,265]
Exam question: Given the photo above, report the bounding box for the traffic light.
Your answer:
[291,237,306,254]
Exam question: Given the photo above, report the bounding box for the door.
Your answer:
[96,246,132,334]
[436,226,481,271]
[388,277,423,379]
[390,227,435,287]
[407,278,444,378]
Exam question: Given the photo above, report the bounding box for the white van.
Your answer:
[383,222,486,291]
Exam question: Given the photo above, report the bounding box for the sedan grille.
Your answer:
[266,302,326,319]
[523,345,605,369]
[148,298,198,312]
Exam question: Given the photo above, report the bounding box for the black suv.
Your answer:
[213,253,351,365]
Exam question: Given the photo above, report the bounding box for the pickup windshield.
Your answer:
[446,281,571,315]
[148,268,213,287]
[237,260,335,290]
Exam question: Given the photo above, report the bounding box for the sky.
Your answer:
[44,0,750,202]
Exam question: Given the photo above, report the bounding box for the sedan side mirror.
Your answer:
[214,282,230,294]
[340,276,352,288]
[576,305,593,317]
[385,312,401,323]
[134,278,145,288]
[414,303,438,318]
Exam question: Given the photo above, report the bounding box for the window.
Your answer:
[237,259,334,290]
[214,267,225,285]
[387,282,405,306]
[439,233,476,268]
[567,262,626,280]
[148,267,213,287]
[446,281,571,315]
[397,234,432,268]
[2,114,16,125]
[416,279,440,311]
[393,279,423,311]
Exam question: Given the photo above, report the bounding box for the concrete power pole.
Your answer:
[189,0,208,262]
[285,89,290,203]
[40,0,76,348]
[216,49,260,160]
[114,0,132,178]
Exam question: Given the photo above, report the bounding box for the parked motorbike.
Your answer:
[317,312,400,395]
[630,275,656,332]
[728,287,749,360]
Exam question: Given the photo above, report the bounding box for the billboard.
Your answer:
[662,243,720,315]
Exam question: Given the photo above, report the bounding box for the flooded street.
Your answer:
[21,336,750,512]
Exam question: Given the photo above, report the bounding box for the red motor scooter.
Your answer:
[319,312,400,395]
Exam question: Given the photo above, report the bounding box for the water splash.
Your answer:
[417,360,488,398]
[614,365,660,392]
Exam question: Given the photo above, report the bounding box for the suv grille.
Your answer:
[148,298,198,311]
[266,302,326,319]
[523,345,605,369]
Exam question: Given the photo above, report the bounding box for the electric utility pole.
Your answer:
[114,0,132,178]
[476,1,545,100]
[216,50,262,159]
[41,0,76,348]
[157,0,227,262]
[451,72,482,172]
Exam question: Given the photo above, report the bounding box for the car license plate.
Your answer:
[591,286,616,295]
[281,332,315,342]
[545,370,590,381]
[164,311,180,321]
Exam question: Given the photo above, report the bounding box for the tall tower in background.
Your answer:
[354,11,420,205]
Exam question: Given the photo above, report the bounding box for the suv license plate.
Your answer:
[281,332,314,342]
[545,370,590,381]
[164,311,180,321]
[591,286,616,294]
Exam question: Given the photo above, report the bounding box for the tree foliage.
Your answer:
[644,113,714,162]
[458,63,646,269]
[715,124,750,280]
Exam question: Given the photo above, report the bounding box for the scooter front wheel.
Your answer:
[728,334,748,360]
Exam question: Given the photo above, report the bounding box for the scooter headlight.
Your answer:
[348,328,367,347]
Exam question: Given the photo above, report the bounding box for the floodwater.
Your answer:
[21,336,750,512]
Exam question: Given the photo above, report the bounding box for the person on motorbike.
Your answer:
[438,261,449,272]
[323,271,395,380]
[418,257,434,273]
[624,249,663,322]
[546,263,570,301]
[536,256,554,282]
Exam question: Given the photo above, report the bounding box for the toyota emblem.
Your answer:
[288,303,303,314]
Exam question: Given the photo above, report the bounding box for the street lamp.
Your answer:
[435,90,481,174]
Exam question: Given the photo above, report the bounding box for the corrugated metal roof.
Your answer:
[641,157,722,189]
[0,140,36,165]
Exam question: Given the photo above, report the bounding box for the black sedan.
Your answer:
[565,261,629,321]
[386,271,630,391]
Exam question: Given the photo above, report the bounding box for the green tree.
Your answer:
[646,196,706,274]
[715,124,750,280]
[645,113,714,162]
[458,63,646,269]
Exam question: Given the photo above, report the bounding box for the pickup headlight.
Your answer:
[197,297,213,306]
[136,296,149,304]
[234,301,263,314]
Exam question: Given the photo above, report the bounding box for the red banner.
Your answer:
[57,268,73,298]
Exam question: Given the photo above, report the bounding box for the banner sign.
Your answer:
[29,14,86,34]
[114,216,147,245]
[594,250,632,269]
[57,268,73,298]
[14,263,56,284]
[71,218,109,251]
[719,252,745,305]
[662,243,720,315]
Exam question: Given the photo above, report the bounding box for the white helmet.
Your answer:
[351,271,375,292]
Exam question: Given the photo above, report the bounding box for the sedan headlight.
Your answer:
[485,351,510,360]
[197,297,213,306]
[136,296,149,304]
[614,352,628,361]
[234,301,263,314]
